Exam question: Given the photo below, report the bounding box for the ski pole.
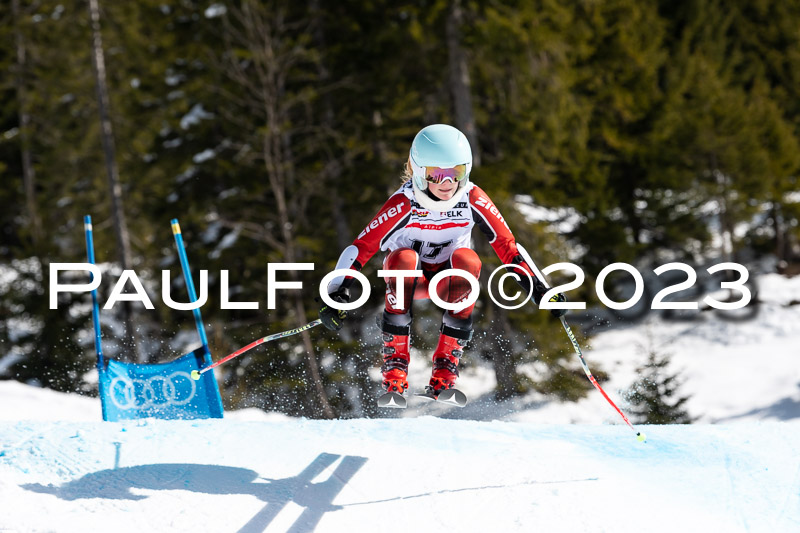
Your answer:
[190,319,323,380]
[515,244,644,442]
[558,316,645,442]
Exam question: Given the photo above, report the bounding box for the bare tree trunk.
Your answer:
[329,188,352,251]
[88,0,140,362]
[472,237,517,398]
[446,0,480,166]
[715,170,734,268]
[486,305,517,400]
[216,1,336,417]
[11,0,42,245]
[264,136,335,419]
[309,0,376,416]
[308,0,351,252]
[253,2,335,419]
[772,201,785,261]
[276,145,336,421]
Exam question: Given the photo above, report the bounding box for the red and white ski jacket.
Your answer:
[349,181,537,279]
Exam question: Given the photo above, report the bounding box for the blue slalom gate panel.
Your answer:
[99,348,223,421]
[85,215,224,421]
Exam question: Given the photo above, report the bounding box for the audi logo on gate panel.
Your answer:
[109,371,197,410]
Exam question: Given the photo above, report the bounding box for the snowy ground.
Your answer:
[1,417,799,533]
[1,272,799,532]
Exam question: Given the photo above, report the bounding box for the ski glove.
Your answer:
[545,292,568,318]
[529,276,568,317]
[318,288,350,331]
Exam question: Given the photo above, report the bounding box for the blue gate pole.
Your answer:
[170,219,212,363]
[85,215,109,421]
[84,216,104,369]
[171,218,224,418]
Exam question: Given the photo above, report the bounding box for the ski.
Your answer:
[377,391,407,409]
[414,387,468,407]
[437,388,467,406]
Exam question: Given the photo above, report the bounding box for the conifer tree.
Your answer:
[627,341,693,424]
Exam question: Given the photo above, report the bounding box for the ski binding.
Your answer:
[414,387,467,407]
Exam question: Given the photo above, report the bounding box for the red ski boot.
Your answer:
[428,325,472,395]
[380,323,411,394]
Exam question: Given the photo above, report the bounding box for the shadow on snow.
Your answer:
[716,389,800,422]
[23,452,368,533]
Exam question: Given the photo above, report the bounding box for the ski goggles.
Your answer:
[423,164,468,184]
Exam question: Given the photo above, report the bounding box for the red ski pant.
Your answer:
[382,247,481,321]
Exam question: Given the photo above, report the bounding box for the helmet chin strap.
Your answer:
[412,180,469,211]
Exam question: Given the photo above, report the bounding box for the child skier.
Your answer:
[319,124,565,404]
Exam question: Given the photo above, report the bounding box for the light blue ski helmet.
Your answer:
[409,124,473,193]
